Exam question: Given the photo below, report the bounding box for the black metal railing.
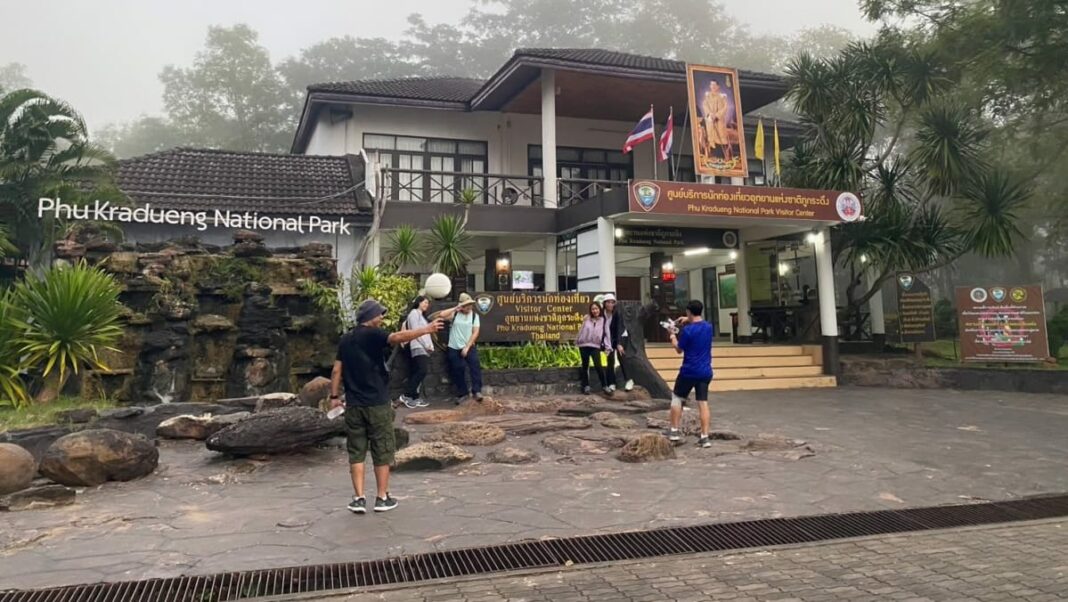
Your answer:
[380,168,544,207]
[557,177,625,208]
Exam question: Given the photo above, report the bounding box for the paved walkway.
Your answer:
[3,387,1068,590]
[343,520,1068,601]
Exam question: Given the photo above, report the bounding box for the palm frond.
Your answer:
[957,169,1029,257]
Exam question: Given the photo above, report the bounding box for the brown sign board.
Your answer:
[896,273,936,343]
[955,285,1051,362]
[628,180,863,224]
[470,291,601,344]
[615,226,739,249]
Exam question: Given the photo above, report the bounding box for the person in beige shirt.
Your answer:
[701,80,733,164]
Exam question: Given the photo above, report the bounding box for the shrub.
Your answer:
[481,343,582,370]
[199,256,266,301]
[933,298,957,338]
[1048,306,1068,359]
[11,262,123,402]
[0,291,29,408]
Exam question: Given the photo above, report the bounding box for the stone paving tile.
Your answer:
[342,520,1068,601]
[2,388,1068,590]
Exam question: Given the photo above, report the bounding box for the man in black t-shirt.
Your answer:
[330,298,443,514]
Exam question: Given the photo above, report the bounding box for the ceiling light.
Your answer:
[683,247,710,256]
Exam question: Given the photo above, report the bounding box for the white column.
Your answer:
[365,232,381,267]
[734,232,752,341]
[541,69,558,208]
[814,227,838,337]
[543,236,558,292]
[596,217,616,292]
[866,268,885,335]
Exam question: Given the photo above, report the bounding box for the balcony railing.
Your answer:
[379,168,626,208]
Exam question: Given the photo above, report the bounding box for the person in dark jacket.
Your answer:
[601,294,634,393]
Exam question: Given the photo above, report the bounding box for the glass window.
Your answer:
[528,145,635,205]
[363,134,395,150]
[364,133,489,203]
[458,141,486,155]
[427,139,456,154]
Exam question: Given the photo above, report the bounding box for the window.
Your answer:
[364,134,488,203]
[529,145,633,205]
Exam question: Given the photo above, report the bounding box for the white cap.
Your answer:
[602,293,617,302]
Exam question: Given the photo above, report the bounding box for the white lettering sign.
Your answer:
[38,198,351,236]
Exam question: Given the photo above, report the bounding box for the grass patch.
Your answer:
[0,396,117,432]
[480,343,582,370]
[896,339,1068,370]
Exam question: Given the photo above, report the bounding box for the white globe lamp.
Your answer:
[424,273,452,300]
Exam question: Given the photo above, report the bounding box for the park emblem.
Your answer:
[634,181,661,212]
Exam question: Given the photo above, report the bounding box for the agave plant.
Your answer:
[385,225,423,272]
[0,291,29,408]
[425,214,472,278]
[11,262,123,402]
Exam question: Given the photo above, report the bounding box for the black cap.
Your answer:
[356,299,387,323]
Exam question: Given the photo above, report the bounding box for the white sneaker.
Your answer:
[605,385,616,394]
[400,395,419,409]
[624,379,634,391]
[413,398,430,408]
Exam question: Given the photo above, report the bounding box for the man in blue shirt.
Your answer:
[667,300,714,447]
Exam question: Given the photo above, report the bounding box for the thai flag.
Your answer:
[623,108,655,154]
[658,107,674,162]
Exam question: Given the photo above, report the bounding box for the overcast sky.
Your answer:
[0,0,875,131]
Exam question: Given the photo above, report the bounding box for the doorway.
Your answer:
[616,276,642,301]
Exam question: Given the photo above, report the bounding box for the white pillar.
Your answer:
[543,236,558,292]
[541,69,558,208]
[596,217,616,292]
[366,232,381,267]
[734,232,752,341]
[866,268,885,335]
[814,227,838,337]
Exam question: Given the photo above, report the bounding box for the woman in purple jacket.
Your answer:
[575,302,608,394]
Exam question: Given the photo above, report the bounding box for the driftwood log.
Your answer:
[206,406,342,455]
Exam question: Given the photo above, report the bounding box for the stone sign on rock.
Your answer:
[955,285,1051,362]
[40,429,160,487]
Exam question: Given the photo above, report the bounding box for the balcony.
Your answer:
[379,167,625,208]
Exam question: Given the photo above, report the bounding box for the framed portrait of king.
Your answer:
[686,64,749,179]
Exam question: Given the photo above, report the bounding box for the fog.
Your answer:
[0,0,874,131]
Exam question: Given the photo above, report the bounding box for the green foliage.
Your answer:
[10,262,123,394]
[480,343,581,370]
[299,278,343,333]
[0,394,117,431]
[357,269,418,332]
[932,298,957,338]
[385,225,423,272]
[0,290,29,409]
[1048,306,1068,360]
[199,256,266,301]
[425,214,472,278]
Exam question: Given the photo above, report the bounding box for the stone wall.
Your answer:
[840,356,1068,395]
[55,227,340,404]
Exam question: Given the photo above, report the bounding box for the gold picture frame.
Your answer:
[686,64,749,178]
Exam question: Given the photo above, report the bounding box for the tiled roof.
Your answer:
[307,76,484,104]
[513,48,784,82]
[115,148,363,216]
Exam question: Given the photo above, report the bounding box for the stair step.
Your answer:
[713,366,825,379]
[664,376,838,392]
[645,345,806,359]
[651,355,815,370]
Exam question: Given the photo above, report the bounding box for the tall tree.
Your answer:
[0,63,32,94]
[96,116,189,159]
[159,25,292,152]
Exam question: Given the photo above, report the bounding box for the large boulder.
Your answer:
[424,422,507,446]
[206,406,341,455]
[94,403,247,440]
[486,447,540,465]
[542,432,628,457]
[0,426,76,464]
[470,415,591,436]
[0,484,76,511]
[393,442,473,471]
[254,392,299,412]
[618,433,676,463]
[0,444,37,495]
[299,376,332,408]
[156,412,250,440]
[40,430,159,487]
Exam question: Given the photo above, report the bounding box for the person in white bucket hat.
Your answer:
[601,293,634,393]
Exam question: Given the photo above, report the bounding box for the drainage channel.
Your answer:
[3,494,1067,602]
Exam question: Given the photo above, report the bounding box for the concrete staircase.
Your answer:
[647,344,837,392]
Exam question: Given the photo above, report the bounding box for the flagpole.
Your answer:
[675,107,689,181]
[650,104,658,181]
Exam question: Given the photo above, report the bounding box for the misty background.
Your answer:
[0,0,871,155]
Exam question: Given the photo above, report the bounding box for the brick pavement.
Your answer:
[341,520,1068,601]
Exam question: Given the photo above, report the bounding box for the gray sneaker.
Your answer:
[413,398,430,408]
[347,496,367,514]
[665,428,682,442]
[400,395,419,409]
[697,435,712,448]
[374,495,398,512]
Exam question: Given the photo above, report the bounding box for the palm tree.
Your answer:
[384,224,423,273]
[784,35,1028,337]
[425,214,472,298]
[0,89,118,269]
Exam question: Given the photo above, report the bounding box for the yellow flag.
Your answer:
[773,120,781,178]
[754,119,765,160]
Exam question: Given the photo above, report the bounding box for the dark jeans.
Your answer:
[605,350,629,387]
[579,347,607,389]
[405,354,429,399]
[447,346,483,397]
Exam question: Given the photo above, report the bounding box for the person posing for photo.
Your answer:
[444,293,484,404]
[601,293,634,393]
[576,301,608,395]
[399,295,472,408]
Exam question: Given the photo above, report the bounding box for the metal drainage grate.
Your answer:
[3,493,1066,602]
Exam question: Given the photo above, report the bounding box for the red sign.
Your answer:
[628,180,862,224]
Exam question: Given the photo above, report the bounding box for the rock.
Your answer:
[424,422,507,446]
[95,403,247,440]
[558,399,669,417]
[471,415,592,436]
[206,407,342,455]
[589,411,619,422]
[40,430,159,487]
[0,484,76,511]
[254,392,299,412]
[486,447,540,465]
[498,398,567,414]
[0,426,75,464]
[542,432,628,456]
[156,412,250,440]
[192,314,236,333]
[394,427,410,449]
[618,433,676,463]
[299,242,333,259]
[393,442,473,471]
[0,444,37,495]
[602,417,639,430]
[644,410,703,436]
[232,241,271,258]
[233,229,264,244]
[101,407,145,419]
[54,408,98,424]
[404,398,505,425]
[601,387,652,402]
[298,377,332,408]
